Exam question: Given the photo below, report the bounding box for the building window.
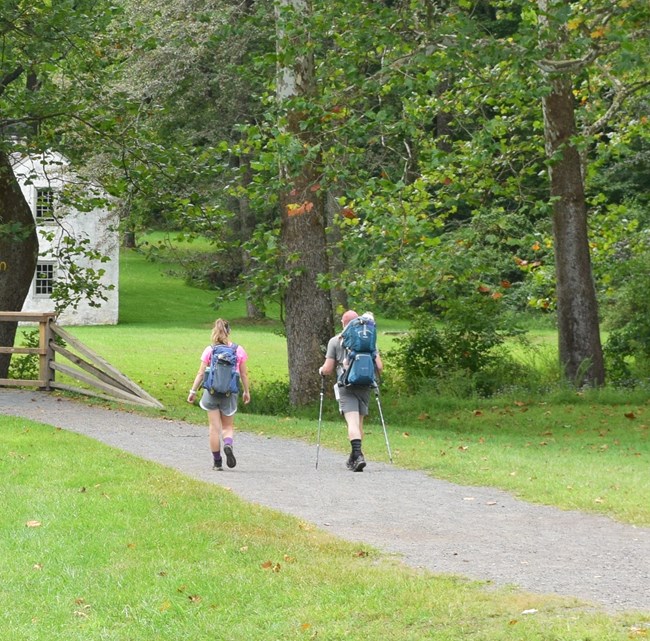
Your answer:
[35,262,55,296]
[35,187,55,221]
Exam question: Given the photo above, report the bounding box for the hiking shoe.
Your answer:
[346,456,355,470]
[352,455,366,472]
[224,444,237,468]
[213,459,223,471]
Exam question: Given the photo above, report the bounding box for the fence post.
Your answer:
[41,313,57,389]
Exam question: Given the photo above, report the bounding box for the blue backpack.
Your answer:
[340,317,377,387]
[203,343,240,395]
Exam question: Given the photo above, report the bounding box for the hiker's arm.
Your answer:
[374,352,384,375]
[319,357,336,377]
[188,362,207,403]
[239,360,251,404]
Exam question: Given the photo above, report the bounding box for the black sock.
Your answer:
[351,439,362,458]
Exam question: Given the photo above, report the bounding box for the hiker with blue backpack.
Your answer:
[187,318,250,471]
[318,310,383,472]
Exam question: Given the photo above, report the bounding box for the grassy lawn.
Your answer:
[1,415,646,640]
[4,234,649,637]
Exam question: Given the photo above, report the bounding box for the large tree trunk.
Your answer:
[539,53,605,386]
[325,190,348,316]
[276,0,334,405]
[0,150,39,377]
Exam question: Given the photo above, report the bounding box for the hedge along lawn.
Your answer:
[53,244,650,528]
[1,415,644,641]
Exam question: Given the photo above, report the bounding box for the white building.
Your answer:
[13,152,119,325]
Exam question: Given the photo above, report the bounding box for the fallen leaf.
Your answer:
[188,595,202,603]
[26,520,41,528]
[353,550,369,557]
[625,412,636,420]
[402,432,410,438]
[159,600,171,612]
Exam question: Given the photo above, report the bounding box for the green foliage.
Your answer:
[387,310,527,397]
[7,330,40,381]
[243,380,292,416]
[603,248,650,385]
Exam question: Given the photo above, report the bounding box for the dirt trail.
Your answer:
[1,389,649,613]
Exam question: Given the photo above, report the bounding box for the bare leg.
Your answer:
[221,414,235,442]
[344,411,362,440]
[208,409,223,452]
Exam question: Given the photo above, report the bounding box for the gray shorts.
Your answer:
[337,385,370,415]
[199,389,238,416]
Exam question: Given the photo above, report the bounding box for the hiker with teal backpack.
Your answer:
[319,310,383,472]
[187,318,250,470]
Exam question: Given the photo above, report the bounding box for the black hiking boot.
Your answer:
[213,459,223,471]
[351,455,366,472]
[224,444,237,468]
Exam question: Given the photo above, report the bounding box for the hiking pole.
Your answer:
[374,384,393,463]
[315,374,325,469]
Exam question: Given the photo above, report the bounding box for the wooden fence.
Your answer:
[0,312,163,409]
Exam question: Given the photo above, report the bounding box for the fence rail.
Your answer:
[0,312,163,409]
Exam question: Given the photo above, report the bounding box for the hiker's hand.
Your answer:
[242,390,250,405]
[187,390,197,404]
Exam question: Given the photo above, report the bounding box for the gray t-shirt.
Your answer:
[325,334,346,378]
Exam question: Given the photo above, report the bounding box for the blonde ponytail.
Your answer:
[211,318,230,346]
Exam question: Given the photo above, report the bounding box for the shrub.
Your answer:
[7,329,40,380]
[603,249,650,386]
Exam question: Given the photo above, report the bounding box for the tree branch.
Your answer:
[0,65,24,96]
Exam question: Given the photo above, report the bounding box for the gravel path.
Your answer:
[1,388,649,614]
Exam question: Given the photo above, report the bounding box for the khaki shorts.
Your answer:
[337,385,370,415]
[199,389,238,416]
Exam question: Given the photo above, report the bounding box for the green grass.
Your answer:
[1,416,646,640]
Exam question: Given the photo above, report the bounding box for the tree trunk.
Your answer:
[541,75,605,386]
[0,150,39,377]
[276,0,334,405]
[325,190,348,316]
